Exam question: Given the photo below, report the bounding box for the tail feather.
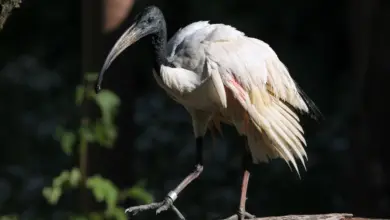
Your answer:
[221,82,305,174]
[265,57,321,119]
[277,102,301,124]
[266,107,307,166]
[223,79,311,176]
[274,103,304,138]
[211,56,318,176]
[247,89,304,175]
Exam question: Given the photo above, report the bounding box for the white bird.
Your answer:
[95,5,320,220]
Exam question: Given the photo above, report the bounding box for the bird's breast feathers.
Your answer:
[153,65,226,110]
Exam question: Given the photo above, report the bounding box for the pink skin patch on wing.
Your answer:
[228,76,246,100]
[227,76,250,134]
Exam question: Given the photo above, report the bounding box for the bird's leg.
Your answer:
[125,137,204,220]
[237,170,255,220]
[221,141,256,220]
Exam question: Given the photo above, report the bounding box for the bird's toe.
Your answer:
[238,209,256,219]
[243,211,256,219]
[156,198,172,214]
[125,207,138,215]
[219,211,256,220]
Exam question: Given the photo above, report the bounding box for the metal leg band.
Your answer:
[167,191,178,202]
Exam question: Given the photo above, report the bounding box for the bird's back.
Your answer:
[166,21,210,58]
[159,21,319,175]
[166,21,245,71]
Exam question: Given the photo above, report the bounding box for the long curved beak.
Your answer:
[95,23,142,93]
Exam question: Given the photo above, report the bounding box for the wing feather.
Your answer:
[199,26,318,174]
[166,23,319,175]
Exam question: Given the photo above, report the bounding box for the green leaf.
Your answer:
[42,186,62,205]
[79,124,95,143]
[94,121,106,145]
[69,168,81,187]
[43,171,69,204]
[53,170,70,187]
[86,175,119,213]
[85,72,99,83]
[119,180,154,204]
[87,86,97,100]
[75,85,85,106]
[120,187,154,204]
[60,131,76,155]
[0,214,19,220]
[55,127,76,155]
[105,207,127,220]
[104,123,117,144]
[94,120,117,148]
[42,168,81,205]
[94,90,120,125]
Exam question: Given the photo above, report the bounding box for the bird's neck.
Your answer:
[151,20,171,72]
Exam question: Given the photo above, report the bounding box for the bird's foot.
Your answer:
[125,196,185,220]
[219,211,256,220]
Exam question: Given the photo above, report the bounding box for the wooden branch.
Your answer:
[221,213,387,220]
[0,0,22,30]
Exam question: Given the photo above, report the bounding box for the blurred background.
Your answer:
[0,0,389,219]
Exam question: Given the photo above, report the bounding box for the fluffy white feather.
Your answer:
[156,21,318,175]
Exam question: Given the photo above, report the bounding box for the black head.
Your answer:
[133,6,164,35]
[95,5,165,93]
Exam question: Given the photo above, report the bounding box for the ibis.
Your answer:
[95,5,320,220]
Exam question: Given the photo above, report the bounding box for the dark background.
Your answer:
[0,0,389,219]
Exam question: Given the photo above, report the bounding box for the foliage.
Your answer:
[0,215,19,220]
[42,73,153,219]
[1,0,389,219]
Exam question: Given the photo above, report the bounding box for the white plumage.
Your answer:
[96,7,319,218]
[155,21,316,175]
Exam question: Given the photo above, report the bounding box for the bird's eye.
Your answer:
[147,17,153,23]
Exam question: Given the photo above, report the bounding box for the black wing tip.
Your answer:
[295,85,323,121]
[304,97,323,121]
